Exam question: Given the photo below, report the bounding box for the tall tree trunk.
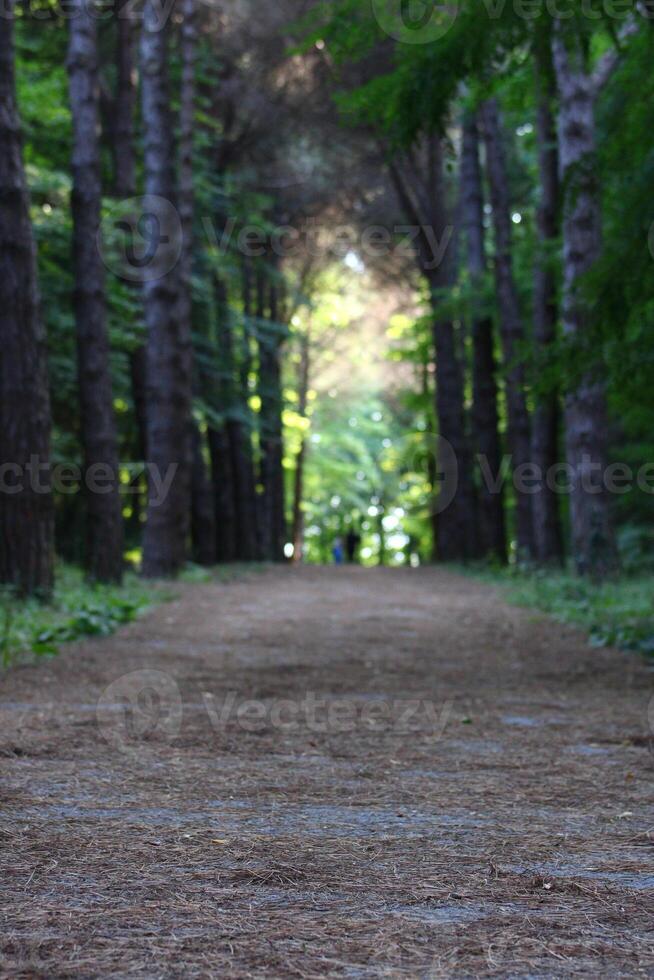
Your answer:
[130,346,148,461]
[532,41,565,565]
[480,97,534,559]
[140,0,191,577]
[111,1,149,488]
[421,362,440,562]
[291,330,310,562]
[113,0,135,198]
[429,141,476,563]
[228,418,260,561]
[552,29,618,576]
[460,111,507,563]
[389,140,476,562]
[178,0,197,561]
[259,279,286,562]
[0,6,54,597]
[214,276,259,562]
[429,272,476,562]
[200,284,236,564]
[377,504,387,566]
[208,425,237,562]
[67,0,124,583]
[237,258,262,560]
[190,422,215,565]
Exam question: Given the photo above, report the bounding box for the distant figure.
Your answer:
[332,537,345,565]
[345,528,361,564]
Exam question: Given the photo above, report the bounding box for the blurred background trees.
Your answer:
[1,0,653,592]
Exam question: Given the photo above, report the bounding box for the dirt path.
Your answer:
[1,567,653,978]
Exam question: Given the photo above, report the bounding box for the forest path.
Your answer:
[1,566,653,978]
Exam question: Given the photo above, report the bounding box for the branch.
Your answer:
[591,17,640,97]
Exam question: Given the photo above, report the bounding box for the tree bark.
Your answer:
[190,422,215,565]
[291,330,310,562]
[214,276,260,562]
[110,0,150,486]
[552,28,618,576]
[67,0,124,583]
[140,0,191,577]
[420,362,440,562]
[228,415,260,561]
[480,97,534,559]
[0,7,54,597]
[258,276,287,562]
[389,139,476,562]
[113,0,136,198]
[460,111,507,563]
[237,258,263,559]
[377,504,387,566]
[532,42,564,565]
[208,425,237,562]
[177,0,197,560]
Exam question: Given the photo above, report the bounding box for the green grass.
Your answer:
[0,561,267,670]
[464,565,654,657]
[0,565,171,669]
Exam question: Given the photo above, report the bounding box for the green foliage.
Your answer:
[0,567,162,668]
[467,564,654,658]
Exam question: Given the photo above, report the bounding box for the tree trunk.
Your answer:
[177,0,197,560]
[111,2,150,484]
[129,346,147,461]
[258,279,286,562]
[237,258,262,560]
[208,425,237,563]
[191,422,215,565]
[377,505,387,566]
[214,275,259,561]
[113,0,136,198]
[552,29,618,576]
[228,417,260,561]
[67,0,124,583]
[389,140,476,562]
[0,7,54,597]
[421,362,440,562]
[140,0,191,577]
[428,141,476,563]
[460,111,507,563]
[532,42,564,565]
[429,278,476,562]
[480,97,534,559]
[291,331,310,562]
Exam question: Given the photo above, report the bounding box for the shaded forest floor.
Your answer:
[1,567,653,978]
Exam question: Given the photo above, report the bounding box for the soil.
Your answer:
[1,566,653,978]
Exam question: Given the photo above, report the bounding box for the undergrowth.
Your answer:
[467,565,654,657]
[0,562,265,669]
[0,566,166,669]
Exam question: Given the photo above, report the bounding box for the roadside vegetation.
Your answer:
[468,542,654,658]
[0,565,165,669]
